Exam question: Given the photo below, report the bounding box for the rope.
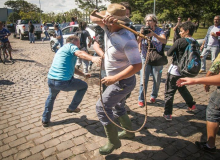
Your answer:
[99,36,152,133]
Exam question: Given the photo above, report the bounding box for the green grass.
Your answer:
[167,27,208,46]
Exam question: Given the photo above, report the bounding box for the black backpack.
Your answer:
[177,38,201,77]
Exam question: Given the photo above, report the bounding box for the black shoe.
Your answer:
[42,121,49,127]
[195,141,216,153]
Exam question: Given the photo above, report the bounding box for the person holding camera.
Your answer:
[52,24,63,53]
[138,14,167,107]
[173,16,182,42]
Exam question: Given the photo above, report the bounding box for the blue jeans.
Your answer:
[52,40,63,53]
[43,31,50,41]
[29,32,35,43]
[138,57,163,102]
[201,45,219,71]
[96,76,136,126]
[42,77,88,122]
[206,88,220,123]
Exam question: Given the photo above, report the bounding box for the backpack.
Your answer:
[177,38,201,77]
[75,30,86,49]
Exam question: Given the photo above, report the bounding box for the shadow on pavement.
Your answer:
[11,58,36,63]
[0,80,15,85]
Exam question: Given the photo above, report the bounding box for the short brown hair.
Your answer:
[66,35,79,43]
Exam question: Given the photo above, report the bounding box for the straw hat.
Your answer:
[105,3,131,23]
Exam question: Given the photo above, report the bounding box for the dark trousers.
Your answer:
[164,73,196,115]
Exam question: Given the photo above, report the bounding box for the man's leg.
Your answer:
[42,80,60,123]
[177,83,196,109]
[138,61,151,105]
[61,77,88,111]
[151,65,163,99]
[6,42,12,60]
[164,73,178,116]
[52,42,59,53]
[206,121,219,148]
[200,47,210,71]
[29,32,32,43]
[32,33,35,43]
[210,46,219,62]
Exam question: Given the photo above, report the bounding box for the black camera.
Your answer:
[142,26,151,35]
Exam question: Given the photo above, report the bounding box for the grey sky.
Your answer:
[0,0,110,13]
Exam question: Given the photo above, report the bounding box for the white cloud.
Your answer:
[0,0,110,13]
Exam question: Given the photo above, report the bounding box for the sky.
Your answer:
[0,0,110,13]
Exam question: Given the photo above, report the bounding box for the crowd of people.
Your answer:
[1,2,219,156]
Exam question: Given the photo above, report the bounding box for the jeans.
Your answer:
[206,88,220,123]
[164,73,195,115]
[29,32,35,43]
[42,77,88,122]
[43,31,50,41]
[138,57,163,102]
[96,76,136,126]
[76,48,89,73]
[200,45,219,71]
[52,40,63,53]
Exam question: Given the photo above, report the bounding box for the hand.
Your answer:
[211,32,216,37]
[91,57,101,66]
[84,73,91,79]
[200,45,204,51]
[176,78,196,87]
[88,43,91,48]
[101,76,117,86]
[147,29,154,37]
[102,15,118,26]
[204,85,210,92]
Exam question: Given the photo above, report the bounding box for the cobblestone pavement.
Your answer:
[0,37,220,160]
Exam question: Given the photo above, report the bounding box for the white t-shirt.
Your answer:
[103,26,141,77]
[208,26,220,46]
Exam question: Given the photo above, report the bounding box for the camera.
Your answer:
[142,26,151,35]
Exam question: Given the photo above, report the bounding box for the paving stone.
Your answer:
[42,147,56,158]
[9,137,26,147]
[72,128,88,137]
[0,144,10,153]
[85,142,99,151]
[34,134,52,145]
[0,133,8,140]
[51,129,65,138]
[13,149,31,160]
[59,133,73,142]
[57,149,73,160]
[71,154,87,160]
[26,132,41,141]
[26,153,44,160]
[45,155,58,160]
[44,138,61,148]
[71,144,87,154]
[73,136,87,145]
[17,130,29,138]
[30,144,45,154]
[17,141,35,151]
[3,135,17,144]
[2,148,18,158]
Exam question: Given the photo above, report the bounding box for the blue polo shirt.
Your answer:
[48,43,79,80]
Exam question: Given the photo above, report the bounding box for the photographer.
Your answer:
[138,14,166,107]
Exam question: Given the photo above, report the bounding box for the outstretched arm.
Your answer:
[176,74,220,87]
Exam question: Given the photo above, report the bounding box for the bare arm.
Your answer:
[75,50,101,64]
[74,68,91,78]
[93,41,104,57]
[152,32,167,44]
[101,63,142,86]
[176,74,220,87]
[90,13,105,28]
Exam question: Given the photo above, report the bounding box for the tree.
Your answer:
[4,0,41,13]
[7,12,21,23]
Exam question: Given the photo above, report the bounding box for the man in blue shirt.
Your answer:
[42,35,101,127]
[0,21,12,60]
[52,24,63,53]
